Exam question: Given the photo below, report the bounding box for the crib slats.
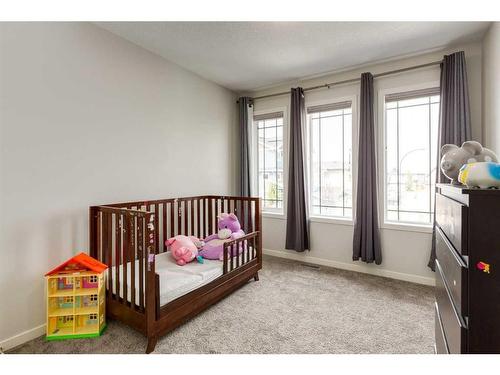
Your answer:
[208,198,213,234]
[130,216,136,308]
[190,199,194,236]
[109,214,114,299]
[152,203,160,254]
[153,204,159,254]
[183,201,188,236]
[230,246,233,271]
[177,200,182,237]
[170,201,175,239]
[201,198,205,238]
[115,213,122,301]
[249,201,253,232]
[238,200,244,233]
[197,199,201,238]
[236,243,240,268]
[137,216,144,311]
[162,202,167,252]
[253,234,257,259]
[104,212,113,297]
[122,216,129,306]
[248,236,252,262]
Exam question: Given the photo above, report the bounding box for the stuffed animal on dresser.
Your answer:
[199,213,245,260]
[458,162,500,189]
[440,141,498,184]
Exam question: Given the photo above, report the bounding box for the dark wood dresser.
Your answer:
[435,183,500,354]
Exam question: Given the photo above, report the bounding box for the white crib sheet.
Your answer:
[111,252,223,306]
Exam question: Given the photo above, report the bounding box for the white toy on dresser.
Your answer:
[440,141,498,184]
[458,162,500,189]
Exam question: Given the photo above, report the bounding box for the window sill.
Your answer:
[381,221,433,234]
[309,216,353,226]
[262,212,286,220]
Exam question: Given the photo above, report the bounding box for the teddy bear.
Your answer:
[165,235,204,266]
[199,213,245,260]
[440,141,498,184]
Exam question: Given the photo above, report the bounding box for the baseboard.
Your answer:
[0,323,45,352]
[263,248,435,286]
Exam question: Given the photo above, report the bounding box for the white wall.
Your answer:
[249,42,483,286]
[0,23,237,349]
[482,23,500,153]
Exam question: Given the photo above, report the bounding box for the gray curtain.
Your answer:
[428,51,471,271]
[285,87,309,252]
[353,73,382,264]
[238,97,252,197]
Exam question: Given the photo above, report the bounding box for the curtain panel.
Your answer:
[238,97,252,197]
[352,72,382,265]
[285,87,309,252]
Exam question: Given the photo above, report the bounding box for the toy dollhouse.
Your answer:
[45,252,107,340]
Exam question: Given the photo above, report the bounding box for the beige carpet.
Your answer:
[10,255,435,354]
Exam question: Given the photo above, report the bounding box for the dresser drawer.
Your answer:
[436,193,468,255]
[435,301,449,354]
[435,260,467,354]
[436,227,468,314]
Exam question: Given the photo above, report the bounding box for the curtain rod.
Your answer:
[249,60,442,101]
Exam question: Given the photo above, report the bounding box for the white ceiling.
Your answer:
[96,22,490,92]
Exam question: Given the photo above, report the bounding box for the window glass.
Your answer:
[255,114,284,212]
[309,104,353,218]
[385,91,440,225]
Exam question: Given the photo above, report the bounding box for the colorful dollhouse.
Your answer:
[45,252,107,340]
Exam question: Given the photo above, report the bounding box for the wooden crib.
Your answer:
[89,195,262,353]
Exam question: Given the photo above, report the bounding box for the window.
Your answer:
[89,275,97,283]
[384,88,440,225]
[254,111,284,213]
[90,294,98,302]
[308,101,353,218]
[89,313,98,320]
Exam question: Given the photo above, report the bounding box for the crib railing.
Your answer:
[100,196,260,253]
[223,232,259,274]
[89,195,261,317]
[89,205,155,313]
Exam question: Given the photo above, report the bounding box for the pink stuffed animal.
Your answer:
[165,235,203,266]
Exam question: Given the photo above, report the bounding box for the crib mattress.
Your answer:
[111,252,223,306]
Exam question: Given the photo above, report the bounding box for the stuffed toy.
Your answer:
[199,213,245,260]
[458,162,500,189]
[440,141,498,184]
[165,235,204,266]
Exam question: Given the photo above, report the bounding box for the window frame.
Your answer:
[251,106,288,217]
[305,95,358,225]
[378,83,440,233]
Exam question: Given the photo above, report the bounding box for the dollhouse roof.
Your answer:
[45,252,108,276]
